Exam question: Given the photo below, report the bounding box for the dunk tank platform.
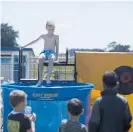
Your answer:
[1,49,94,132]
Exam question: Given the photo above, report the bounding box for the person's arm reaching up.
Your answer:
[88,99,101,132]
[55,35,59,60]
[22,35,44,48]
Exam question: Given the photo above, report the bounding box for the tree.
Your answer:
[1,23,19,48]
[90,48,105,52]
[106,41,131,52]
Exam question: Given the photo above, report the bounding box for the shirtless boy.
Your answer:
[22,21,59,86]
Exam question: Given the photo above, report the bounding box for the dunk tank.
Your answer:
[1,49,94,132]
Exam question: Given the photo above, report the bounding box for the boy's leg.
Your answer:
[36,54,45,86]
[46,54,55,84]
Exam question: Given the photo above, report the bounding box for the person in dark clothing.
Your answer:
[88,71,132,132]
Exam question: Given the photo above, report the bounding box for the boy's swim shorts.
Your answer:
[40,50,56,60]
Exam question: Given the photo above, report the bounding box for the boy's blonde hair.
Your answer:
[9,90,27,107]
[46,21,55,28]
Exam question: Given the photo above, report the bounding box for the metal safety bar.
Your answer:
[18,48,77,82]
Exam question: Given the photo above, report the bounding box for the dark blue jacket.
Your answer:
[88,89,132,132]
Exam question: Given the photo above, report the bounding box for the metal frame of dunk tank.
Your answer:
[18,48,77,82]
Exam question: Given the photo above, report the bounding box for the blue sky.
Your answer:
[1,1,133,55]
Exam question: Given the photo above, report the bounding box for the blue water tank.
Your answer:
[1,81,94,132]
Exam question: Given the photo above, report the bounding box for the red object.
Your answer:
[120,72,132,83]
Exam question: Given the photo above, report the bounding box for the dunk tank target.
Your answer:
[114,66,133,95]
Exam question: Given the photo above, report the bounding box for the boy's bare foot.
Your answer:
[46,80,51,84]
[36,79,43,86]
[46,76,51,84]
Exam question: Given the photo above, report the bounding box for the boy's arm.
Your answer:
[58,126,61,132]
[82,125,88,132]
[55,35,59,60]
[88,99,101,132]
[22,35,44,48]
[27,121,35,132]
[58,119,67,132]
[123,100,132,131]
[24,114,36,132]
